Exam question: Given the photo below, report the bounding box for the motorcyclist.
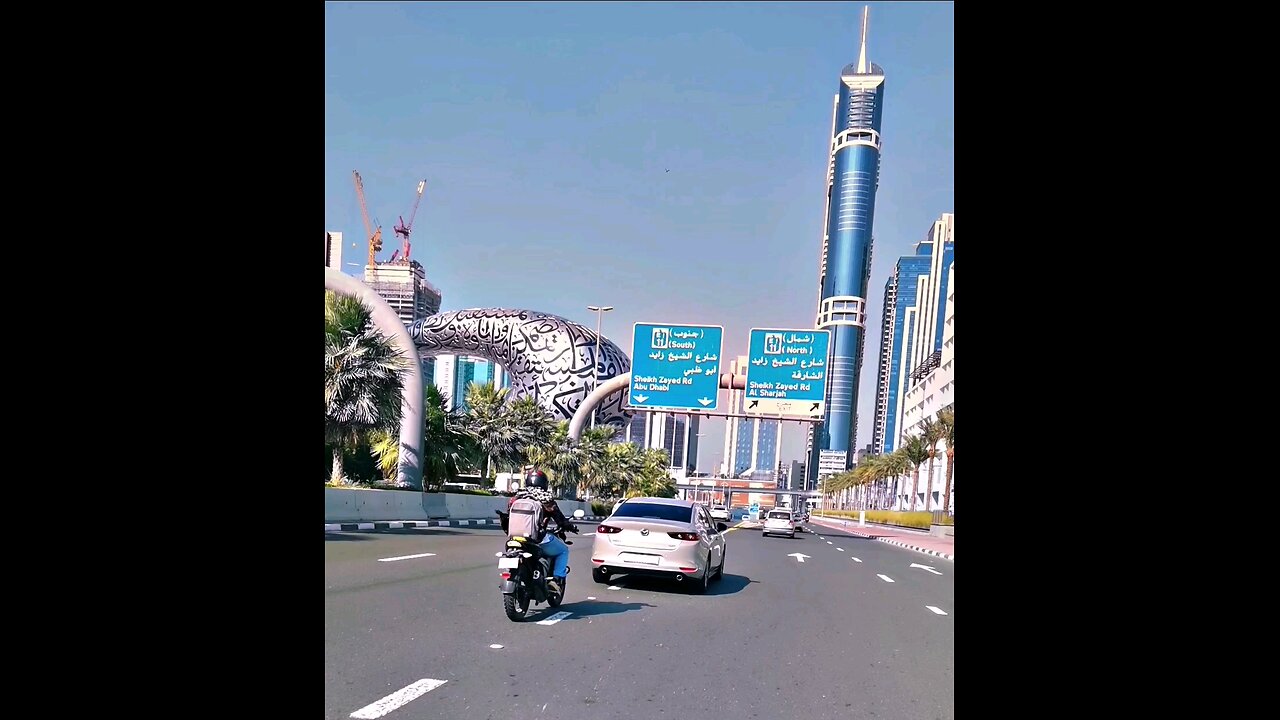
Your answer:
[510,470,576,594]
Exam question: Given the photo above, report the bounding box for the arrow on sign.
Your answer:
[749,400,759,409]
[632,394,649,404]
[910,563,943,576]
[787,553,811,563]
[810,403,819,411]
[698,397,713,406]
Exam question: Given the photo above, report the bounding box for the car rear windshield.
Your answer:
[612,503,694,523]
[768,511,791,519]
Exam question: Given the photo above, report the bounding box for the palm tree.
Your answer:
[937,406,954,515]
[325,292,410,484]
[900,435,929,512]
[601,442,643,497]
[460,383,551,480]
[920,417,942,512]
[630,447,677,498]
[882,450,908,510]
[369,384,476,489]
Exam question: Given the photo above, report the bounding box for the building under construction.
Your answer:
[363,259,442,379]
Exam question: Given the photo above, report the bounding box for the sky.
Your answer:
[325,1,954,472]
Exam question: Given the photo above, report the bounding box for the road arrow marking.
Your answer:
[787,553,811,563]
[910,563,943,576]
[698,397,713,406]
[632,394,649,403]
[877,574,895,583]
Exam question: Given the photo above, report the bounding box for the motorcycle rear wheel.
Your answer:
[503,590,530,621]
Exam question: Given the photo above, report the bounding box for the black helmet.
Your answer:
[525,470,549,490]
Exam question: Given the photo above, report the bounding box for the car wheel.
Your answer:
[693,555,711,594]
[714,549,725,580]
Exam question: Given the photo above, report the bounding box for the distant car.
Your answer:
[709,505,730,522]
[591,498,728,592]
[762,509,796,538]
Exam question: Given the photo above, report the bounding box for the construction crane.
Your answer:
[392,180,426,262]
[352,170,383,267]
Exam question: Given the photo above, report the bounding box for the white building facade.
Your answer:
[898,264,953,513]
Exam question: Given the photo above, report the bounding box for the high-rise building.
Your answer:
[364,259,443,383]
[432,355,495,411]
[325,232,343,270]
[623,412,700,471]
[807,6,886,487]
[722,357,779,479]
[870,213,954,454]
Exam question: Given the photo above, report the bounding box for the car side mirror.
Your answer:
[716,522,728,532]
[573,509,586,519]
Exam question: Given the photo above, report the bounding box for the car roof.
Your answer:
[620,496,696,508]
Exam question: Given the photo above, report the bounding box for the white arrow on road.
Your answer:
[788,553,811,563]
[632,394,650,403]
[910,563,943,576]
[698,397,713,406]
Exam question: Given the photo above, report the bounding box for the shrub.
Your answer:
[813,509,953,528]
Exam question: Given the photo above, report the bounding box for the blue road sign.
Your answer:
[628,323,724,412]
[743,328,831,418]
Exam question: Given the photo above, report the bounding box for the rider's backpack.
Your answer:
[507,497,545,543]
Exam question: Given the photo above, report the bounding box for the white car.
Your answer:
[709,505,730,522]
[762,509,796,538]
[591,498,728,592]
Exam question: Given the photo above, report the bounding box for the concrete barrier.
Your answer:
[324,488,592,524]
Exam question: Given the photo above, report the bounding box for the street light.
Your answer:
[586,305,614,428]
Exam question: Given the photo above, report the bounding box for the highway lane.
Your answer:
[325,520,952,719]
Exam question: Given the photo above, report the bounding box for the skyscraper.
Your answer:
[871,213,954,454]
[808,6,886,486]
[324,231,343,270]
[364,259,443,383]
[432,354,495,411]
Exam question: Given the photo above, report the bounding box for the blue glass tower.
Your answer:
[808,7,886,484]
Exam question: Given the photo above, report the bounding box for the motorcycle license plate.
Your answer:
[498,557,520,569]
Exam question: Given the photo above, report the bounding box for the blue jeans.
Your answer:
[539,533,569,577]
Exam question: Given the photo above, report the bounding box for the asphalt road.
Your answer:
[326,520,953,720]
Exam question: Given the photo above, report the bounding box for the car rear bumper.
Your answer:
[590,547,708,578]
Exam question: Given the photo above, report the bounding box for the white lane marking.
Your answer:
[826,541,833,545]
[608,585,621,590]
[910,563,943,575]
[350,678,447,718]
[537,611,572,625]
[877,574,895,583]
[837,547,845,552]
[489,644,504,649]
[852,557,862,563]
[927,606,948,616]
[377,553,437,563]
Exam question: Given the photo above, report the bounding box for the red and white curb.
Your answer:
[808,517,953,561]
[324,516,605,532]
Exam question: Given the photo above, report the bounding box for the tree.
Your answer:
[460,383,549,480]
[325,292,410,484]
[920,417,943,512]
[900,435,929,512]
[370,384,478,489]
[937,406,954,515]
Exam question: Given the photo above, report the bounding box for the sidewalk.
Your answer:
[807,514,954,561]
[324,516,607,532]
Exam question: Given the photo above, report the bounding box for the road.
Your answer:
[326,520,953,719]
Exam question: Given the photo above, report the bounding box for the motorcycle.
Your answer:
[494,508,587,622]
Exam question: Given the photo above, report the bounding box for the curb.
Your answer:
[808,517,954,561]
[324,516,606,532]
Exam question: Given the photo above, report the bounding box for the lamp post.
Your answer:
[586,305,614,428]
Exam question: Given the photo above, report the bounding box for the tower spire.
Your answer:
[856,5,869,74]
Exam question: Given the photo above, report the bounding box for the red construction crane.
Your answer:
[393,180,426,262]
[352,170,383,267]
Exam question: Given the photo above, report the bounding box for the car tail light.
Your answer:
[668,532,700,541]
[596,524,622,534]
[500,572,511,579]
[679,567,697,573]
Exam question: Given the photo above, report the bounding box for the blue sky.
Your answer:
[325,1,954,471]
